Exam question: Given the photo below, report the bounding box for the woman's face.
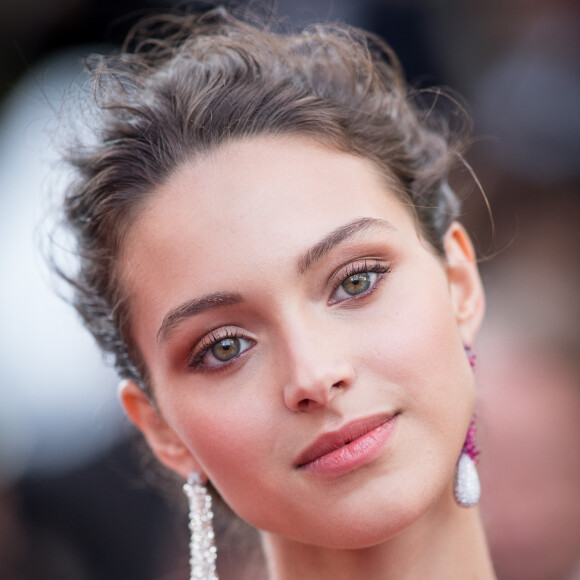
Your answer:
[121,136,483,548]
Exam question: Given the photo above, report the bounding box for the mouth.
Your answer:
[295,412,399,476]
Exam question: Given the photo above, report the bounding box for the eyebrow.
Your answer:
[157,292,243,342]
[157,217,394,343]
[296,217,395,275]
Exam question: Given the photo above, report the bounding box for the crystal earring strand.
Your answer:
[183,472,219,580]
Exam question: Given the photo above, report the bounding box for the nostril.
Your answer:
[284,362,354,412]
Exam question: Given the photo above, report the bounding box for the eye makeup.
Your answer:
[187,327,255,371]
[329,259,391,304]
[186,258,392,373]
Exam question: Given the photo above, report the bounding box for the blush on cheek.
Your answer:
[180,399,270,472]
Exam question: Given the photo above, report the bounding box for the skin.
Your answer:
[119,135,493,579]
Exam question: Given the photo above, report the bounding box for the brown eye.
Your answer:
[341,272,372,296]
[211,337,241,362]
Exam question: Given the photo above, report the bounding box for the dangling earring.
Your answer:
[454,415,481,507]
[183,472,219,580]
[454,346,481,508]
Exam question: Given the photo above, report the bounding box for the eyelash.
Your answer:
[187,328,252,371]
[187,260,391,372]
[329,260,391,304]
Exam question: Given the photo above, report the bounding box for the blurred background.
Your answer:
[0,0,578,579]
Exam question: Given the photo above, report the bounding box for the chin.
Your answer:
[277,486,441,551]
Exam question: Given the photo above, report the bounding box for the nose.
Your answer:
[281,320,355,412]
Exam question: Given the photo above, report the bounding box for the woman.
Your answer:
[58,7,494,579]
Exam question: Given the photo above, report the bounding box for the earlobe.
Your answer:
[443,222,485,345]
[118,380,201,479]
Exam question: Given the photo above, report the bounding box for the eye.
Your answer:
[189,330,254,370]
[211,337,243,362]
[340,272,375,296]
[330,261,390,303]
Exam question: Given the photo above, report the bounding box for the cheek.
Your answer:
[166,386,282,504]
[356,262,475,444]
[358,262,461,375]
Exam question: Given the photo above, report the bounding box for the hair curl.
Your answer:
[59,7,470,397]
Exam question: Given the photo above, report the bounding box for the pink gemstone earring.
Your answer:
[454,346,481,507]
[465,344,477,372]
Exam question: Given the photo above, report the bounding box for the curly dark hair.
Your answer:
[58,7,470,397]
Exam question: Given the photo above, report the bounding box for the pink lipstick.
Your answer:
[295,413,398,477]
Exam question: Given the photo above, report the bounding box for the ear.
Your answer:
[119,380,201,480]
[443,222,485,346]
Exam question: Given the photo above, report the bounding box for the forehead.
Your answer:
[127,136,413,254]
[121,135,418,304]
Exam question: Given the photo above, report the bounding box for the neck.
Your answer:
[261,495,496,580]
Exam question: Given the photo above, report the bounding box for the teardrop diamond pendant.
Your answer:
[454,452,481,507]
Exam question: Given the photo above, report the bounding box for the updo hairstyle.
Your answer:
[59,7,469,396]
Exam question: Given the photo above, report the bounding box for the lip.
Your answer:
[295,413,399,476]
